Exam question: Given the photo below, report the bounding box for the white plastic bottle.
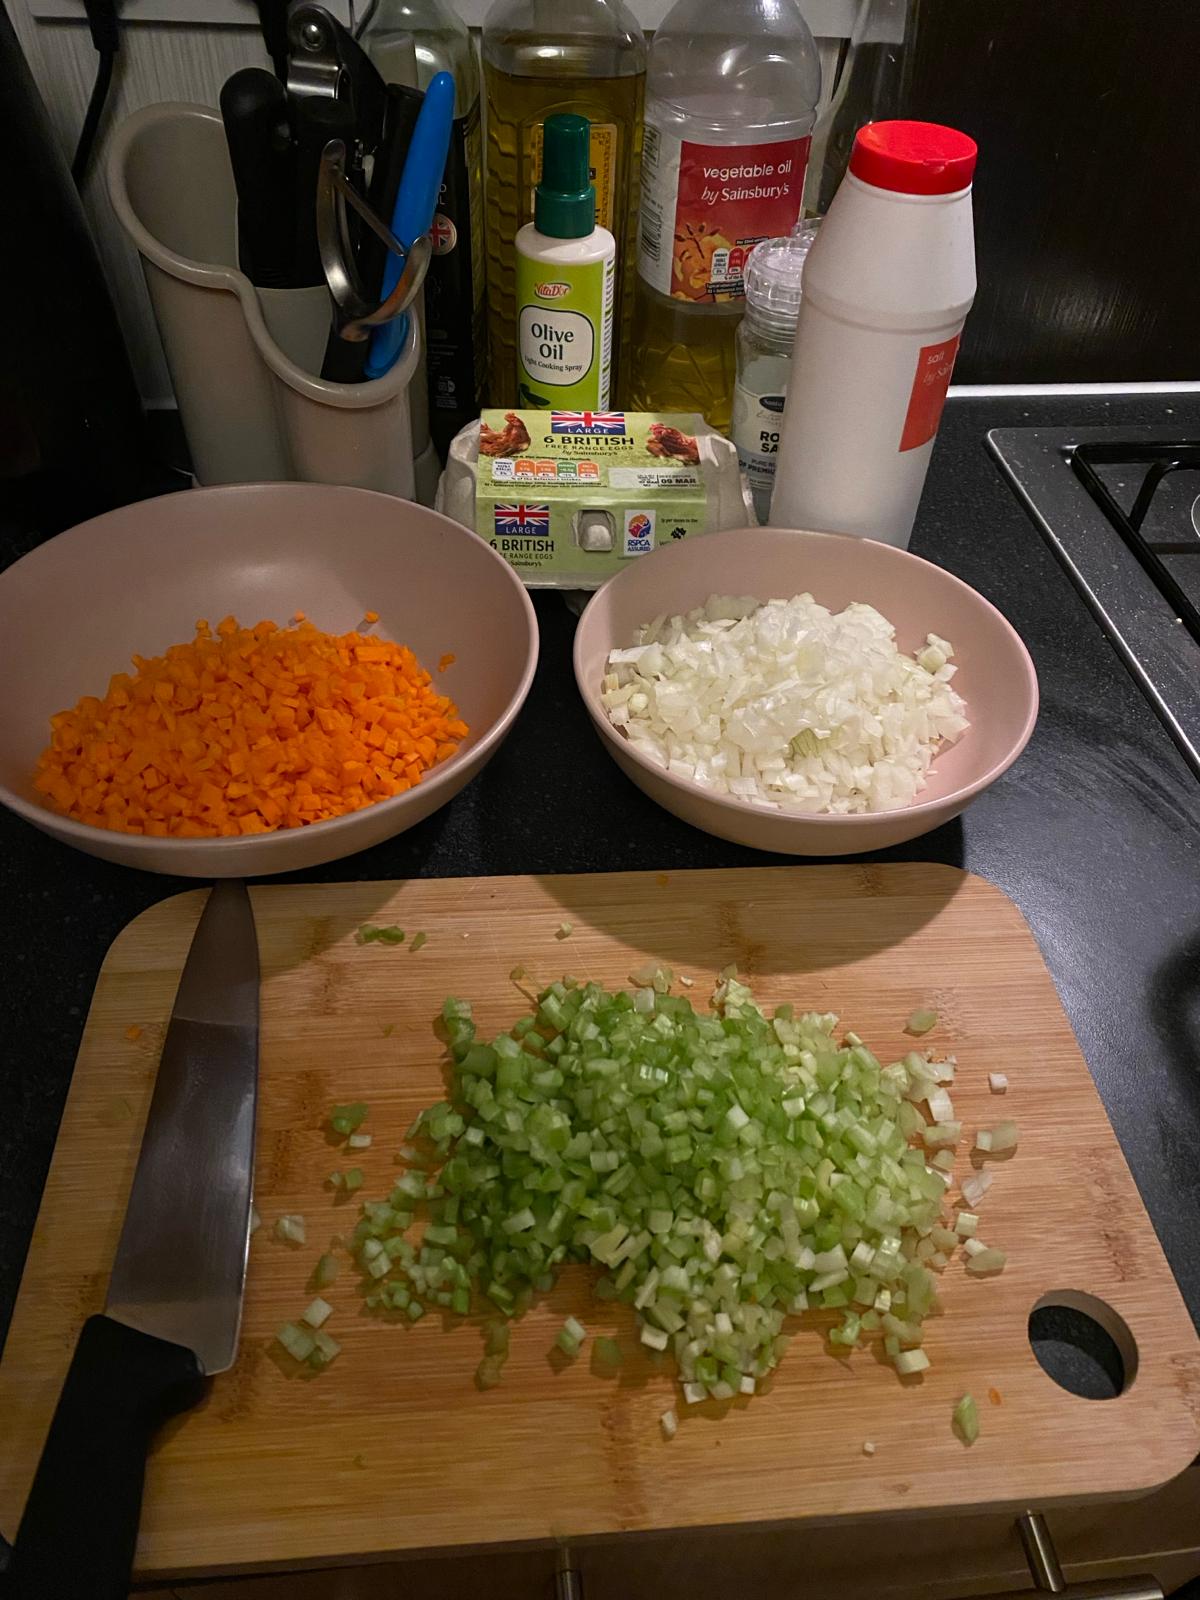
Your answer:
[515,114,616,408]
[768,121,977,548]
[625,0,821,431]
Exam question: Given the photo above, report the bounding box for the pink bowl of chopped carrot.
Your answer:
[0,484,538,876]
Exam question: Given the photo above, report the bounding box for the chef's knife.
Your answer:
[7,881,259,1600]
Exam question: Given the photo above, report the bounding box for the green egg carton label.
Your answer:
[470,409,726,585]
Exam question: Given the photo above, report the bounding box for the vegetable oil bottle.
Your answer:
[482,0,645,405]
[360,0,487,455]
[626,0,821,432]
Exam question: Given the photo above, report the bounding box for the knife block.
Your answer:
[107,102,432,503]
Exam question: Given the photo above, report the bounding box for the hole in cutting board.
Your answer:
[1028,1290,1137,1399]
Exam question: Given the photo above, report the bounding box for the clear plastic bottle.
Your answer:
[482,0,645,405]
[360,0,486,453]
[626,0,821,432]
[732,220,818,522]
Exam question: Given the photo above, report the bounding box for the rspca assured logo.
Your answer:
[623,509,655,556]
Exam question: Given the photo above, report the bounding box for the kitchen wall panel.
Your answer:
[6,0,844,405]
[905,0,1200,383]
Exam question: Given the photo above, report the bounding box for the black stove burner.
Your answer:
[989,425,1200,783]
[1070,442,1200,645]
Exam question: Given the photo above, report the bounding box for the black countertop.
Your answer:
[3,392,1199,1366]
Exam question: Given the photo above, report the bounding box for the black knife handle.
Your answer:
[220,66,296,288]
[8,1315,206,1600]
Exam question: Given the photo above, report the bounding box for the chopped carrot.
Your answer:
[987,1387,1003,1406]
[438,653,456,672]
[34,616,467,839]
[363,610,379,624]
[124,1024,142,1041]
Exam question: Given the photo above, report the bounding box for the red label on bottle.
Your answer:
[899,334,961,452]
[637,128,811,303]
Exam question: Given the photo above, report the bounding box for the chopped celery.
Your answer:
[593,1336,623,1371]
[329,1102,368,1136]
[953,1393,980,1444]
[277,1321,315,1361]
[308,1329,341,1368]
[905,1008,938,1036]
[410,931,428,952]
[325,975,1007,1413]
[302,1296,333,1329]
[553,1314,587,1357]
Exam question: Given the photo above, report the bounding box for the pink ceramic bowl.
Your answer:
[573,527,1038,856]
[0,484,538,876]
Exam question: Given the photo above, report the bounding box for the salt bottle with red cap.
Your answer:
[768,120,978,549]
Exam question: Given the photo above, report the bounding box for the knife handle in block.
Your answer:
[8,1314,206,1599]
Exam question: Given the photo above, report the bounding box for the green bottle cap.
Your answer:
[534,113,595,239]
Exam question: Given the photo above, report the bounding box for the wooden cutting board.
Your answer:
[3,866,1199,1581]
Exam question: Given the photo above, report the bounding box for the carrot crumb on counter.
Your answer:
[363,611,379,625]
[438,653,456,672]
[124,1024,142,1042]
[34,615,467,838]
[988,1387,1003,1406]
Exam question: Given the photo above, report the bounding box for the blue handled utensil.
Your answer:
[365,69,455,380]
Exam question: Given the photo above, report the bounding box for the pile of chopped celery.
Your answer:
[335,972,1003,1401]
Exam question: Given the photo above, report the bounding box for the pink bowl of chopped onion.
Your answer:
[573,526,1038,856]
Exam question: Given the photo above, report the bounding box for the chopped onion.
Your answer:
[347,1132,372,1150]
[862,1440,877,1456]
[600,594,969,816]
[988,1073,1008,1094]
[274,1214,306,1245]
[556,922,574,941]
[249,1205,261,1234]
[660,1408,678,1440]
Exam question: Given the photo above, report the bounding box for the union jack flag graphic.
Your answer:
[550,411,627,435]
[494,504,551,534]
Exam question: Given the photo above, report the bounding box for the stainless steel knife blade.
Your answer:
[105,881,259,1376]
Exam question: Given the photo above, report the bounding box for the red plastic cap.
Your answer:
[849,120,977,195]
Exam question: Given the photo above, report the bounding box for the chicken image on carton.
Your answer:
[437,409,756,587]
